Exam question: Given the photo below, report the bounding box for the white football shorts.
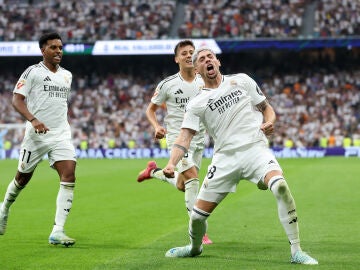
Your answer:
[17,136,76,173]
[197,141,282,203]
[168,137,204,173]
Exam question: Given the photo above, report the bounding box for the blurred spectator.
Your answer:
[313,0,360,37]
[1,64,359,150]
[178,0,305,39]
[2,0,358,40]
[0,0,176,42]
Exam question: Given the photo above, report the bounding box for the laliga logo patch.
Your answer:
[16,80,25,89]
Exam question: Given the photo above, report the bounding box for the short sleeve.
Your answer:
[181,110,200,133]
[242,74,266,106]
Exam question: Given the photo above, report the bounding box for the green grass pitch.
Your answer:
[0,157,359,269]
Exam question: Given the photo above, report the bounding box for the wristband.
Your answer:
[29,117,36,122]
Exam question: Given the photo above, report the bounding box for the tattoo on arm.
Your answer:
[256,100,269,112]
[173,144,188,154]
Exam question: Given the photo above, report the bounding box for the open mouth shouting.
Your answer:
[206,63,216,76]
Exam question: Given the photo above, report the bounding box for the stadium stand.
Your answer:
[313,0,360,37]
[0,1,359,152]
[0,0,176,41]
[178,0,306,38]
[1,50,359,150]
[1,0,358,40]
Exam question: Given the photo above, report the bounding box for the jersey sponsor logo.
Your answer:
[16,79,25,89]
[43,76,52,82]
[43,84,70,99]
[208,89,243,114]
[175,96,190,110]
[43,85,70,92]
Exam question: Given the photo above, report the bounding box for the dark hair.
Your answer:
[39,32,62,49]
[174,40,195,56]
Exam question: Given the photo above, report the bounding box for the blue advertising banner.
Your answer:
[1,147,360,160]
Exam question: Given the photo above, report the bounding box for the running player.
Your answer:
[137,40,212,244]
[0,32,77,247]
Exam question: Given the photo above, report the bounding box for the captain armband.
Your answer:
[173,144,188,154]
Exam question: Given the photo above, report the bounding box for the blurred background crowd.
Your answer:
[1,0,359,41]
[0,0,359,151]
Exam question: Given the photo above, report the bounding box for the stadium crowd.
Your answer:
[0,0,359,152]
[178,0,306,38]
[0,0,359,41]
[1,55,359,150]
[313,0,360,37]
[0,0,176,42]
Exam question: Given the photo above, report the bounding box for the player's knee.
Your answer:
[176,183,185,192]
[176,179,185,191]
[270,177,294,202]
[60,172,76,183]
[276,179,288,194]
[185,178,199,190]
[190,206,210,222]
[15,171,33,186]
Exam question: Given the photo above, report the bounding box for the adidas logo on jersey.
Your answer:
[43,76,52,81]
[175,89,183,94]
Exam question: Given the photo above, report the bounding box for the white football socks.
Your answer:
[189,206,209,252]
[1,179,23,213]
[184,178,199,216]
[52,182,74,233]
[268,175,301,255]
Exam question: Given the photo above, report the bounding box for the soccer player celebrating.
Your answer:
[0,32,77,247]
[137,40,212,244]
[162,47,318,265]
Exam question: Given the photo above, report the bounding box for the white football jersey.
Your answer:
[13,61,73,142]
[182,73,267,153]
[151,72,205,145]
